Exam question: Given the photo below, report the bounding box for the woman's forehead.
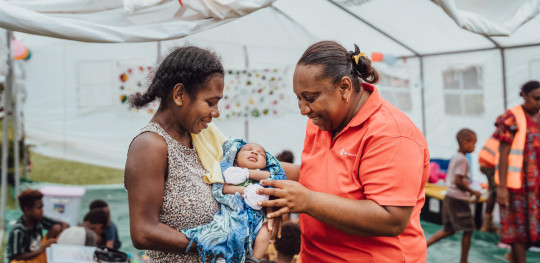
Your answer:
[195,74,224,98]
[294,65,333,91]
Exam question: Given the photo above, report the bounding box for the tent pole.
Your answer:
[419,56,427,136]
[500,48,508,110]
[23,140,28,179]
[399,42,540,60]
[1,30,13,233]
[157,41,162,63]
[13,72,19,201]
[243,45,249,141]
[483,36,508,111]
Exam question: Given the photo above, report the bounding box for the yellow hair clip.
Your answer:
[353,52,366,65]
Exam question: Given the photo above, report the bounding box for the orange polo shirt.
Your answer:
[298,83,429,263]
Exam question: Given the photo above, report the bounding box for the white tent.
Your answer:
[1,0,540,177]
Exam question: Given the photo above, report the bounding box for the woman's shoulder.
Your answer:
[497,109,518,128]
[367,102,426,143]
[129,131,167,155]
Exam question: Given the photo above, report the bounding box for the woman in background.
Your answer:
[495,80,540,263]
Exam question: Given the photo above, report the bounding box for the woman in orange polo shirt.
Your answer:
[494,80,540,263]
[258,41,430,262]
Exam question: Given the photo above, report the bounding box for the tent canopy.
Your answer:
[1,0,539,52]
[0,0,539,171]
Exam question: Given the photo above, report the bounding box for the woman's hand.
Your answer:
[257,180,313,218]
[496,185,509,207]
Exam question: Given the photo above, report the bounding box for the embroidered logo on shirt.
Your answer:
[340,148,357,157]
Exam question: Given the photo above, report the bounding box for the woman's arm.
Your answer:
[125,133,192,252]
[496,141,511,207]
[260,137,425,237]
[280,162,300,181]
[258,180,412,237]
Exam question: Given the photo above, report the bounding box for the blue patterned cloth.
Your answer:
[182,138,286,263]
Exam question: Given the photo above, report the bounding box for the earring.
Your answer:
[346,97,349,103]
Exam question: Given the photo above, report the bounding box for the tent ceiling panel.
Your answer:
[163,7,316,68]
[345,0,495,55]
[436,0,540,37]
[275,0,415,56]
[179,7,315,49]
[491,16,540,47]
[454,0,525,24]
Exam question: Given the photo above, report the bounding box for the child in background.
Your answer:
[275,150,294,164]
[6,189,68,263]
[426,128,481,263]
[57,208,109,247]
[271,221,301,263]
[89,199,122,249]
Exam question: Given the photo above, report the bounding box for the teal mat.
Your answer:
[423,220,539,262]
[4,182,540,262]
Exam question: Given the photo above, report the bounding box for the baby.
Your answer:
[182,140,285,263]
[222,143,273,260]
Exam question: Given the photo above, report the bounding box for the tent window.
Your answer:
[378,73,412,112]
[442,66,484,116]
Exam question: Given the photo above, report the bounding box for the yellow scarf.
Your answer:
[191,123,226,184]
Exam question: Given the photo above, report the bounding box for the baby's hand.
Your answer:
[223,167,249,185]
[243,184,269,210]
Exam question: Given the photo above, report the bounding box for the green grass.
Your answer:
[4,151,124,210]
[27,151,124,185]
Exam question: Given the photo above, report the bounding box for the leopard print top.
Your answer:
[127,122,219,262]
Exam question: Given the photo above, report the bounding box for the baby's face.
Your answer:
[236,143,267,169]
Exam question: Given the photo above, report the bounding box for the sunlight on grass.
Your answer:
[27,151,124,185]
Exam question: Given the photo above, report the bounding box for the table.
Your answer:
[422,183,486,229]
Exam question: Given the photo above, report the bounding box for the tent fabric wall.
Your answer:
[422,50,505,170]
[22,39,158,168]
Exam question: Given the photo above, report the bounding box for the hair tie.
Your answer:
[352,52,366,65]
[350,44,367,74]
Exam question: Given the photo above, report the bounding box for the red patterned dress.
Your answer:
[493,106,540,244]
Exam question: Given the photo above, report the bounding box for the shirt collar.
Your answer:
[348,83,382,128]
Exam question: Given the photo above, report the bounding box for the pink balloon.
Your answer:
[12,39,27,58]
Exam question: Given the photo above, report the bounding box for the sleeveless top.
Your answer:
[126,122,220,262]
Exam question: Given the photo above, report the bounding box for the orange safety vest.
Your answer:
[478,137,499,167]
[494,105,536,189]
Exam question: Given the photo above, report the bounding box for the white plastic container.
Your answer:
[40,186,86,227]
